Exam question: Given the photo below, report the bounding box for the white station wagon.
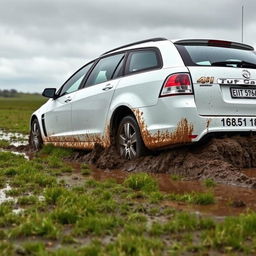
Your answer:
[30,38,256,159]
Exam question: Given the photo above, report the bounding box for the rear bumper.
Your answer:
[134,95,256,149]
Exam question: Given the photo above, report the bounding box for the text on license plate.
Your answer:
[221,118,256,127]
[230,87,256,98]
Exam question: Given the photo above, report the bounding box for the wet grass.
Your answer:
[168,192,215,205]
[203,178,217,188]
[0,147,256,255]
[0,139,10,147]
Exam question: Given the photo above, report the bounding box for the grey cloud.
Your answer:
[0,0,255,92]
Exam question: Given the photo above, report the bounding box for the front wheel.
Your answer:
[29,118,43,151]
[116,116,146,160]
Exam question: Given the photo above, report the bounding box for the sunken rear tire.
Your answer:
[29,118,43,152]
[116,115,146,160]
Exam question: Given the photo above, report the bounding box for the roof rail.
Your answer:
[102,37,167,55]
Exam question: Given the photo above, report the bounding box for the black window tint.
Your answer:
[59,62,93,97]
[86,54,124,86]
[128,50,159,73]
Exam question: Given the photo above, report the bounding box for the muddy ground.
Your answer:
[70,135,256,189]
[4,132,256,189]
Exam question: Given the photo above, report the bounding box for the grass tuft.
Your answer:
[124,173,158,192]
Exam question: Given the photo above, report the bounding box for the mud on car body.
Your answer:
[30,38,256,159]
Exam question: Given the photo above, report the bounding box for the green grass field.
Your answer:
[1,95,256,255]
[0,93,46,133]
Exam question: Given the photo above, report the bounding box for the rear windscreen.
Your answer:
[175,44,256,69]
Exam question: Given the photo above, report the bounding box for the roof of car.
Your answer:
[101,38,254,56]
[101,37,168,55]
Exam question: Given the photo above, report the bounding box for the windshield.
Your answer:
[176,45,256,68]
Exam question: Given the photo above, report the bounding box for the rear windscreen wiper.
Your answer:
[211,60,256,69]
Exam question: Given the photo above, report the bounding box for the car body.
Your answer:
[30,37,256,159]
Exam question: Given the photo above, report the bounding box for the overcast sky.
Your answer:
[0,0,254,93]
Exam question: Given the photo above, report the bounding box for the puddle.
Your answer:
[242,168,256,178]
[87,167,256,217]
[0,129,29,146]
[0,149,29,160]
[0,184,13,204]
[91,167,128,183]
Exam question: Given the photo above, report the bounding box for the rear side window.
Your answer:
[85,54,124,86]
[176,44,256,68]
[127,49,161,73]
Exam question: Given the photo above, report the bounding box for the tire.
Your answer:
[29,118,43,151]
[116,115,146,160]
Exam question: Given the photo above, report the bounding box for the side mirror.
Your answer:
[42,88,56,99]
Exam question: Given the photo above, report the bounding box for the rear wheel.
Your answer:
[29,119,43,151]
[116,116,146,160]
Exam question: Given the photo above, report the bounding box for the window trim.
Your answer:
[124,47,163,76]
[82,52,127,88]
[56,60,95,98]
[56,46,163,97]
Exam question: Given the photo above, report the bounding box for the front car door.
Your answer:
[71,53,125,146]
[44,62,94,138]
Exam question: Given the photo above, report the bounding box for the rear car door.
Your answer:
[44,62,93,137]
[71,53,125,140]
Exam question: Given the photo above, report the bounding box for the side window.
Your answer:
[86,54,124,86]
[59,62,93,97]
[128,50,160,73]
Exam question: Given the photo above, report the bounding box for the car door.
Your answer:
[44,62,94,137]
[71,53,125,141]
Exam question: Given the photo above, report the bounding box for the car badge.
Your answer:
[242,70,251,79]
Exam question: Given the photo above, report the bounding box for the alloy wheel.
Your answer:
[118,122,138,160]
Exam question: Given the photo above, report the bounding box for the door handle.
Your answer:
[64,97,72,103]
[102,84,113,91]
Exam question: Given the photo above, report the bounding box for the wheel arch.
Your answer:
[30,115,38,127]
[110,106,137,141]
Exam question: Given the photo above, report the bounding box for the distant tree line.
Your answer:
[0,89,18,97]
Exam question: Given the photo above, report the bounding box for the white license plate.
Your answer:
[230,87,256,99]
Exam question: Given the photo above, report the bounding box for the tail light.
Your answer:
[160,73,193,97]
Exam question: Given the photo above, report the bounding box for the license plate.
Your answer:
[221,117,256,127]
[230,87,256,99]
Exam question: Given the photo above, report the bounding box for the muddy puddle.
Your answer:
[55,165,256,218]
[87,167,256,218]
[0,129,28,146]
[2,132,256,218]
[78,135,256,189]
[242,168,256,178]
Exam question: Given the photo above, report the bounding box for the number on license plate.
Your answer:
[230,87,256,98]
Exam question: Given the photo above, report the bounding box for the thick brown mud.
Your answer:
[3,132,256,189]
[75,135,256,189]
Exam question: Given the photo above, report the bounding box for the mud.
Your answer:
[76,135,256,189]
[133,109,194,149]
[72,167,256,217]
[3,130,256,189]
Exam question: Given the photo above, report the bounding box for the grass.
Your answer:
[203,178,216,188]
[0,148,255,255]
[2,96,256,255]
[124,173,158,192]
[0,93,46,133]
[168,192,215,205]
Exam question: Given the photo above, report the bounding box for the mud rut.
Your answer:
[7,135,256,189]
